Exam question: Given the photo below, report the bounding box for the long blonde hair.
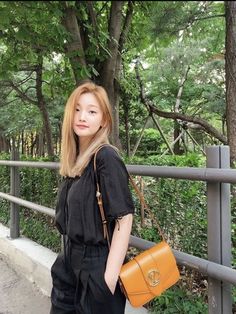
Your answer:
[60,81,114,177]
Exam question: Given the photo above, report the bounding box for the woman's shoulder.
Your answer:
[96,145,122,166]
[97,145,119,158]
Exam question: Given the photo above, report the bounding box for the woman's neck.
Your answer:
[78,137,90,155]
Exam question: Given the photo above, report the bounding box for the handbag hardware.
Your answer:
[93,145,180,307]
[147,269,160,287]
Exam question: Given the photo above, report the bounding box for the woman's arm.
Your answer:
[104,213,133,294]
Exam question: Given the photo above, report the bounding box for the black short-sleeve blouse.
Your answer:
[55,146,135,246]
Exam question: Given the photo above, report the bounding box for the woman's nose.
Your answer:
[79,111,86,121]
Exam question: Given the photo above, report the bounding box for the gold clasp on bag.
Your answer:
[147,269,160,287]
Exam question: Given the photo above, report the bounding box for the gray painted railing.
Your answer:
[0,145,235,313]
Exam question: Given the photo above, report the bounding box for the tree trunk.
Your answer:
[123,102,130,157]
[0,132,9,153]
[30,132,36,157]
[173,66,190,154]
[131,115,150,158]
[61,1,133,148]
[112,79,122,148]
[35,133,39,156]
[100,2,124,147]
[62,5,87,85]
[21,131,24,155]
[225,1,236,165]
[173,121,182,154]
[36,55,54,157]
[37,132,45,157]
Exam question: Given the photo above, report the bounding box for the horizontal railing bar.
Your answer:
[0,160,60,169]
[127,165,236,183]
[1,160,236,183]
[0,192,55,217]
[129,235,236,286]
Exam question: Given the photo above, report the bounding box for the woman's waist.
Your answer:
[69,238,109,258]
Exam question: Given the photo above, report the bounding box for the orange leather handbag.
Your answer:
[94,146,180,308]
[119,241,180,307]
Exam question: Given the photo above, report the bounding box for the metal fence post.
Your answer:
[10,141,20,238]
[206,146,232,314]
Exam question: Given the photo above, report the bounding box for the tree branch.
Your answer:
[174,65,190,112]
[18,65,38,72]
[24,86,36,94]
[135,60,227,145]
[149,105,227,144]
[95,1,109,17]
[86,1,99,39]
[15,72,34,86]
[193,13,225,22]
[8,81,37,105]
[0,98,18,107]
[119,1,134,53]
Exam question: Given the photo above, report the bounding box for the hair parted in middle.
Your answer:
[60,80,115,178]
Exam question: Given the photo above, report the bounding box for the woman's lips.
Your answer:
[77,125,89,129]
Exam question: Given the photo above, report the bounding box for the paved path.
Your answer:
[0,253,147,314]
[0,254,50,314]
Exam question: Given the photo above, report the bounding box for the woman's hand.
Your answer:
[104,271,118,295]
[104,214,133,295]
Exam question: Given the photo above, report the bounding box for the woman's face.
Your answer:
[73,92,104,143]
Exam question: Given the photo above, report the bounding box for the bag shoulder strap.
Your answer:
[93,144,111,248]
[93,144,166,248]
[128,175,166,241]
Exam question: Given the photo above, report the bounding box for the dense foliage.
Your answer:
[0,1,227,157]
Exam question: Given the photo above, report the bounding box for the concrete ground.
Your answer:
[0,253,50,314]
[0,223,148,314]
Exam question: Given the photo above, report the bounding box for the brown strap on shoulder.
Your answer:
[94,144,111,248]
[93,144,166,249]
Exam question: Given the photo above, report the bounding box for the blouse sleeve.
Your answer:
[96,146,135,221]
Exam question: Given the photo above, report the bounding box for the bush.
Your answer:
[0,153,61,252]
[127,153,207,257]
[148,286,208,314]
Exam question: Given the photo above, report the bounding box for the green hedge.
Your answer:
[0,153,61,252]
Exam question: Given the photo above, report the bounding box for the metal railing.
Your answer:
[0,145,235,314]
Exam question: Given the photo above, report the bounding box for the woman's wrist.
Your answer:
[104,270,119,282]
[104,270,119,294]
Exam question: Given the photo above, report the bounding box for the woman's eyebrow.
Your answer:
[76,103,99,108]
[88,104,99,108]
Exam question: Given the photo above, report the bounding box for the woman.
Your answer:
[50,81,134,314]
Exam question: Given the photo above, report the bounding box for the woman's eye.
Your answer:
[89,110,97,114]
[75,108,80,112]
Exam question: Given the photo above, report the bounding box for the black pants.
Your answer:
[50,241,126,314]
